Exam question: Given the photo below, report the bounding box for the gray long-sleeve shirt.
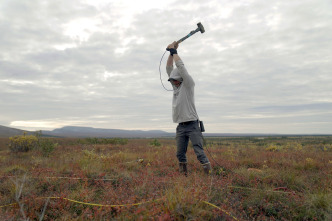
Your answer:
[166,60,199,123]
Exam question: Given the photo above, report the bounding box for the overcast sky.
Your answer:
[0,0,331,134]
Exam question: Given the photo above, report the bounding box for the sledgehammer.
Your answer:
[166,22,205,50]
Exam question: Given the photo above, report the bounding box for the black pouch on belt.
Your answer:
[199,121,205,132]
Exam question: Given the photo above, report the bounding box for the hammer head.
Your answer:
[197,22,205,33]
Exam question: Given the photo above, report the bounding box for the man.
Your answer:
[166,41,212,175]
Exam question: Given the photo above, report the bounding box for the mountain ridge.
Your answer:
[0,125,33,137]
[2,125,330,138]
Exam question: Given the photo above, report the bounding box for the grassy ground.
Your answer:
[0,136,331,220]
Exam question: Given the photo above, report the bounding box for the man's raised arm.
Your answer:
[166,41,179,77]
[167,42,194,87]
[166,54,174,77]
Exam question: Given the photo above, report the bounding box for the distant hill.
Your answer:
[42,126,173,138]
[3,125,328,138]
[0,125,31,137]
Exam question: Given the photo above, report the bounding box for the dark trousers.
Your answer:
[176,121,209,164]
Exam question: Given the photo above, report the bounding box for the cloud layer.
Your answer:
[1,0,331,133]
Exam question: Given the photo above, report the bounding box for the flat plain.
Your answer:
[0,136,331,220]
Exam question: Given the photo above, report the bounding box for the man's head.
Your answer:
[168,68,183,87]
[169,79,182,87]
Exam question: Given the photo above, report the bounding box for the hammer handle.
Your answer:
[166,29,199,51]
[177,30,198,44]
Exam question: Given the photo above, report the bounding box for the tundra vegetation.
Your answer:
[0,135,331,220]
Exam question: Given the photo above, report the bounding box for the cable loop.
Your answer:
[159,50,173,91]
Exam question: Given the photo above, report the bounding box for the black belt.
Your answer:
[179,120,197,126]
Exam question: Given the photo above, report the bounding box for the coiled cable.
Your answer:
[159,50,173,91]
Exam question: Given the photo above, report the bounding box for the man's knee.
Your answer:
[190,132,203,147]
[192,144,209,164]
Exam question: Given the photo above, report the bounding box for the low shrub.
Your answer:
[9,133,38,152]
[78,138,128,145]
[38,138,58,157]
[150,139,161,147]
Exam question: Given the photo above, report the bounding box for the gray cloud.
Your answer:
[0,0,331,133]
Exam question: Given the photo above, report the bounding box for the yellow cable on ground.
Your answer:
[202,201,239,221]
[43,197,162,207]
[227,185,295,194]
[2,176,117,181]
[0,176,300,195]
[1,196,239,220]
[0,202,17,208]
[0,197,163,208]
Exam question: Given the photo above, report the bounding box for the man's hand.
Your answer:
[174,41,179,49]
[166,41,180,64]
[167,41,179,50]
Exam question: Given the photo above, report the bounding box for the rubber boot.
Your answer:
[179,162,188,176]
[202,162,212,175]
